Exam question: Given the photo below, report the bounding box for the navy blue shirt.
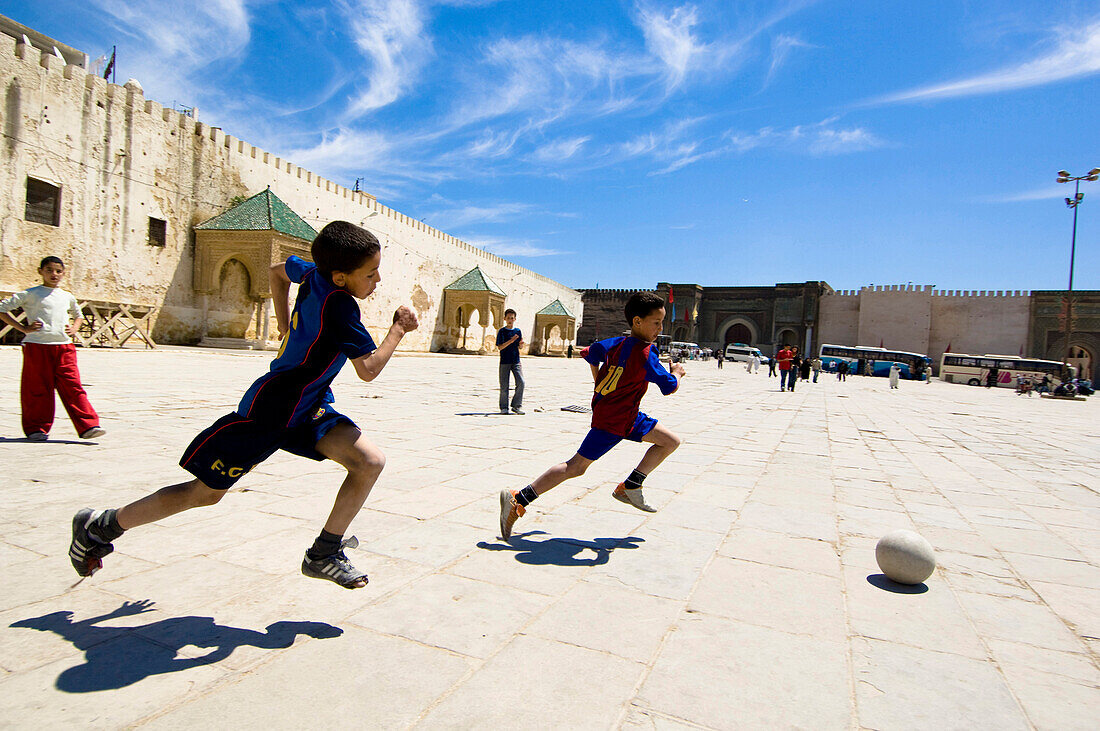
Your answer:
[237,256,376,427]
[497,327,522,364]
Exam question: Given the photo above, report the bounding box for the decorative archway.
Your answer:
[531,299,576,356]
[442,266,506,353]
[717,316,759,346]
[776,328,798,347]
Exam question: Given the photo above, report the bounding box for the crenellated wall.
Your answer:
[0,35,581,348]
[819,285,1032,372]
[574,288,641,344]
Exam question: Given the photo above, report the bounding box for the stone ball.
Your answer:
[124,78,144,93]
[875,529,936,585]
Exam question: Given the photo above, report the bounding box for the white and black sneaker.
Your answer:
[301,536,369,589]
[69,508,114,577]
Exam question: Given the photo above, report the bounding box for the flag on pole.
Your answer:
[668,287,675,323]
[103,46,116,81]
[945,342,952,353]
[879,338,884,348]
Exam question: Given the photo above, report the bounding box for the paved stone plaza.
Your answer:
[0,346,1097,729]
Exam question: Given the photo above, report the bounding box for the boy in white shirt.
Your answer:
[0,256,105,441]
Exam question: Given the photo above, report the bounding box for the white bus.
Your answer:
[939,353,1071,388]
[819,344,931,379]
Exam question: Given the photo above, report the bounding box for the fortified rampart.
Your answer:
[820,285,1032,371]
[0,34,581,349]
[575,289,643,343]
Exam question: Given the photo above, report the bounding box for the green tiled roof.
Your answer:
[537,299,574,318]
[195,189,318,242]
[444,266,506,295]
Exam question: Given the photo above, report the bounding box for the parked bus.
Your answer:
[818,344,932,379]
[938,353,1071,388]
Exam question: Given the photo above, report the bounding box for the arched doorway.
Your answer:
[208,259,252,338]
[1069,345,1094,381]
[776,328,798,347]
[725,323,752,345]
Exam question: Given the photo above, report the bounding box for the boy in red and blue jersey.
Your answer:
[499,292,685,539]
[69,221,419,589]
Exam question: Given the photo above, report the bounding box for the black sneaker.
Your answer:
[69,508,114,577]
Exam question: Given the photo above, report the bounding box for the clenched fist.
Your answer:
[393,306,419,333]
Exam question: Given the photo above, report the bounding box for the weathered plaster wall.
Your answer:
[856,285,933,354]
[817,291,860,347]
[929,290,1031,364]
[0,38,581,349]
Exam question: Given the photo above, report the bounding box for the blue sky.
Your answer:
[8,1,1100,290]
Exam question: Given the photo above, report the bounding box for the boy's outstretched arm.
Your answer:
[351,306,419,382]
[269,263,292,338]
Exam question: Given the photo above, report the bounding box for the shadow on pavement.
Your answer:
[477,531,644,567]
[866,573,929,594]
[9,600,342,692]
[455,412,513,416]
[0,436,93,445]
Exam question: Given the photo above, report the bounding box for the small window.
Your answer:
[148,217,167,246]
[25,177,61,226]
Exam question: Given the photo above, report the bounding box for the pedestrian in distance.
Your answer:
[777,345,793,390]
[68,222,419,590]
[889,362,901,389]
[800,355,812,382]
[811,357,822,383]
[0,256,105,441]
[496,308,525,414]
[788,347,801,392]
[499,292,684,540]
[768,354,777,378]
[837,360,848,381]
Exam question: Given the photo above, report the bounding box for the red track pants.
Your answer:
[20,342,100,436]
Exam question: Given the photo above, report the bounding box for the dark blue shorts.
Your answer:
[577,412,658,461]
[179,405,354,489]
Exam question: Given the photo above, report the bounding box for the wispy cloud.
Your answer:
[635,3,707,89]
[465,236,568,257]
[340,0,431,118]
[981,187,1069,203]
[90,0,252,111]
[531,136,592,162]
[873,20,1100,104]
[424,200,538,229]
[724,117,884,158]
[764,33,813,88]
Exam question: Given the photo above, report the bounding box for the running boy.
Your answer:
[499,291,684,539]
[69,221,418,589]
[0,256,105,440]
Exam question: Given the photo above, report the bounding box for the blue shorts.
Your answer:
[577,412,658,461]
[179,405,354,489]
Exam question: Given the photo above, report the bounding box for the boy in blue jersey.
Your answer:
[499,292,685,539]
[69,221,419,589]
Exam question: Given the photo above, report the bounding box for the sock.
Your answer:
[307,530,343,560]
[90,509,124,543]
[625,469,647,490]
[514,485,538,507]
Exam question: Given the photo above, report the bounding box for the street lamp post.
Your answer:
[1056,167,1099,376]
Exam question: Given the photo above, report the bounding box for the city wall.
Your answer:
[0,38,581,349]
[820,285,1031,369]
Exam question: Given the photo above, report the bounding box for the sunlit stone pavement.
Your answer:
[0,345,1097,729]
